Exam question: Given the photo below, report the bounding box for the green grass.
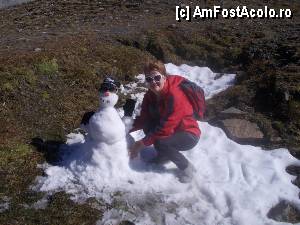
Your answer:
[0,144,41,196]
[0,192,101,225]
[0,142,102,225]
[35,58,59,76]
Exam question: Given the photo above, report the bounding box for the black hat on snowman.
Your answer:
[99,76,121,93]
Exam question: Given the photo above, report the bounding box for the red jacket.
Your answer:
[131,75,201,146]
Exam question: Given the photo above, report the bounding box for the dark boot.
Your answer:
[177,162,196,183]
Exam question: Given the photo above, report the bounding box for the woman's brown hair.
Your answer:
[143,60,167,76]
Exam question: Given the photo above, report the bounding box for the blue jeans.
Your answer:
[153,131,199,170]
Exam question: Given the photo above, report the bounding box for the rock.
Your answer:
[219,107,246,119]
[214,73,224,80]
[119,221,135,225]
[289,146,300,160]
[292,176,300,189]
[268,201,300,223]
[0,196,10,213]
[167,24,176,29]
[209,107,267,145]
[269,136,282,143]
[286,165,300,176]
[235,70,247,83]
[0,202,10,213]
[220,119,265,145]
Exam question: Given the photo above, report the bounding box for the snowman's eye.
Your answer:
[102,99,105,102]
[106,100,110,103]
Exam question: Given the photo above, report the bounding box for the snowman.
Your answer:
[82,77,138,152]
[81,79,158,165]
[77,77,138,177]
[31,77,137,186]
[81,77,127,145]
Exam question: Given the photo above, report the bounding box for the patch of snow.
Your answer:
[30,195,49,210]
[0,0,33,9]
[34,64,300,225]
[0,197,10,213]
[165,63,235,99]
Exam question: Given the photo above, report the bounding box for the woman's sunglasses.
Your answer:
[145,74,162,83]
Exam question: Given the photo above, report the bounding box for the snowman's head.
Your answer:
[98,76,120,108]
[99,91,118,108]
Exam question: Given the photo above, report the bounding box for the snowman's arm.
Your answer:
[123,99,136,117]
[80,111,95,132]
[80,111,95,125]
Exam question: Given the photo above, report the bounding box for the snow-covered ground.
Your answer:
[34,64,300,225]
[0,0,33,9]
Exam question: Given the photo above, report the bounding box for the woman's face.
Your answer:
[145,70,166,94]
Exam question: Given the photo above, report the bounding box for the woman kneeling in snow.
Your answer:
[129,60,200,182]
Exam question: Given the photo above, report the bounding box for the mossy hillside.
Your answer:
[0,0,298,223]
[289,100,300,124]
[117,30,244,71]
[0,34,153,224]
[0,144,42,197]
[1,27,298,151]
[35,58,59,76]
[0,34,151,224]
[0,144,44,224]
[0,34,152,144]
[0,143,130,225]
[240,42,300,144]
[0,191,101,225]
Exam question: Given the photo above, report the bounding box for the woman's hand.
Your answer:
[129,140,145,159]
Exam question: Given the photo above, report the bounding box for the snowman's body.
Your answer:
[39,81,138,194]
[86,92,126,145]
[77,91,130,178]
[88,107,126,145]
